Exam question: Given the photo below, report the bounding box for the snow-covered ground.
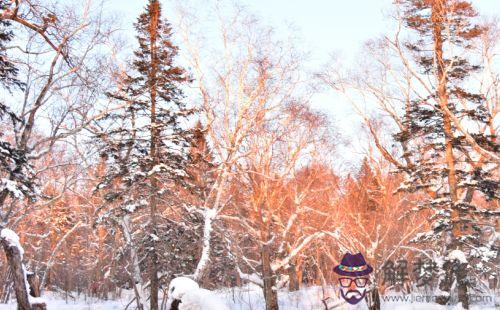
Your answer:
[0,285,345,310]
[0,285,497,309]
[0,293,125,310]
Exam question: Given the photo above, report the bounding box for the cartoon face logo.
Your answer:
[333,253,373,305]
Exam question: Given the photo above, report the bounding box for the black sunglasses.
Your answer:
[339,277,369,288]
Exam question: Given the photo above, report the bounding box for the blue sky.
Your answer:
[109,0,499,63]
[106,0,499,170]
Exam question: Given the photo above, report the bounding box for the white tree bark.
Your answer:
[120,216,144,309]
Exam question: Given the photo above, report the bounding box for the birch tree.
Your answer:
[175,2,304,285]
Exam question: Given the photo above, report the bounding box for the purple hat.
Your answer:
[333,253,373,277]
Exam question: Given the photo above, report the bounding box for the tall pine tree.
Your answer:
[395,0,498,308]
[94,1,192,308]
[0,7,34,207]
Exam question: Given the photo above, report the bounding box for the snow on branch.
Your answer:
[0,228,25,258]
[447,249,468,264]
[271,232,324,272]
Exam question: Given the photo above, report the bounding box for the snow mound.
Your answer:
[168,277,199,300]
[167,277,229,310]
[447,249,467,263]
[179,288,229,310]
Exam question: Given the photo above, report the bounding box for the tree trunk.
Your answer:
[148,1,161,309]
[287,260,299,292]
[432,0,459,234]
[26,273,40,298]
[431,2,468,308]
[193,208,215,284]
[1,238,31,310]
[120,216,144,310]
[261,244,279,310]
[437,253,469,308]
[366,286,381,310]
[148,247,159,310]
[456,262,469,309]
[120,217,143,286]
